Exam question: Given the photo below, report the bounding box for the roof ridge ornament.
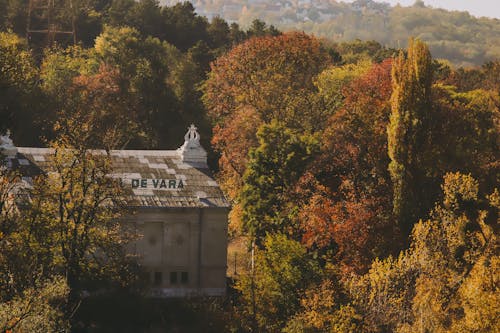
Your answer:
[178,124,207,166]
[184,124,201,146]
[0,130,18,158]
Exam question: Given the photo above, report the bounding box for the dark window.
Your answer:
[181,272,188,284]
[170,272,178,284]
[154,272,162,286]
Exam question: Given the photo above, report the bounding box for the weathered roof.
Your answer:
[10,147,229,209]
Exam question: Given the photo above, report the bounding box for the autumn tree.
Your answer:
[348,253,417,332]
[0,277,69,332]
[387,38,433,235]
[349,172,498,332]
[59,65,142,150]
[23,135,138,309]
[0,32,38,143]
[430,86,499,193]
[399,173,498,333]
[284,279,361,333]
[0,162,69,332]
[300,59,400,273]
[40,46,99,99]
[314,59,372,112]
[204,32,331,231]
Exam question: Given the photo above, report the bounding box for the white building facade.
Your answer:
[1,125,229,297]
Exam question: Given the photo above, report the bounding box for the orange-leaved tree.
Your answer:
[203,32,331,232]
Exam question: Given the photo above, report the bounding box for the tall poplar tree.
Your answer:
[387,38,433,235]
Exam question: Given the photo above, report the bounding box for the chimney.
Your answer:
[0,130,18,158]
[177,124,207,165]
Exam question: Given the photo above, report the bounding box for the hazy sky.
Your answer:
[344,0,500,19]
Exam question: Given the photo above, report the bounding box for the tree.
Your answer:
[0,32,38,141]
[387,38,433,235]
[94,25,181,147]
[105,0,135,28]
[240,121,319,244]
[331,40,397,64]
[40,46,99,99]
[58,65,142,150]
[207,16,230,50]
[430,86,499,193]
[128,0,164,39]
[25,135,138,306]
[235,234,321,332]
[0,161,69,332]
[400,173,498,333]
[314,59,372,112]
[0,277,69,333]
[348,253,418,332]
[161,2,208,52]
[39,45,100,141]
[284,280,361,333]
[229,22,246,45]
[247,19,280,38]
[204,32,331,224]
[349,172,498,332]
[205,32,329,126]
[300,60,400,274]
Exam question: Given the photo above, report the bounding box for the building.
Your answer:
[0,125,229,297]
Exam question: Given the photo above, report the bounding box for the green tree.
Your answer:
[240,121,319,244]
[387,38,433,235]
[430,86,499,193]
[247,19,280,38]
[235,234,322,332]
[127,0,164,39]
[94,25,180,147]
[229,22,246,45]
[161,2,208,52]
[105,0,135,28]
[207,16,230,50]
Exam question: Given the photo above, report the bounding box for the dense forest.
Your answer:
[165,0,500,67]
[0,0,499,332]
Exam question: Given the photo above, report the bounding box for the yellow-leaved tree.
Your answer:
[348,172,498,332]
[26,135,139,308]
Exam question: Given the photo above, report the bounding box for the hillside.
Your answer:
[162,0,500,67]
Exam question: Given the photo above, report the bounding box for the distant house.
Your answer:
[0,125,229,297]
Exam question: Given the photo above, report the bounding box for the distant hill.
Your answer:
[162,0,500,67]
